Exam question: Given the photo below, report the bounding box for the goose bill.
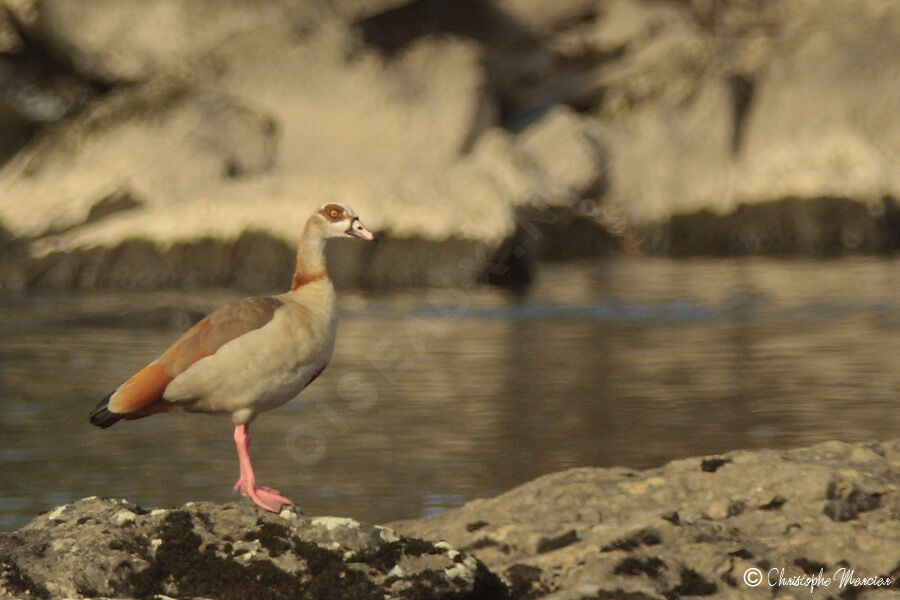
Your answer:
[347,218,375,241]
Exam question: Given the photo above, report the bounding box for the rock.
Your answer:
[497,0,598,35]
[393,439,900,599]
[3,0,414,82]
[732,0,900,205]
[515,106,604,203]
[591,0,900,227]
[356,0,554,121]
[0,220,26,290]
[0,497,508,600]
[0,6,22,53]
[333,0,416,21]
[592,0,710,113]
[0,24,514,290]
[0,5,96,162]
[1,440,898,599]
[0,11,615,290]
[497,0,900,256]
[647,196,900,256]
[2,0,327,84]
[2,0,900,290]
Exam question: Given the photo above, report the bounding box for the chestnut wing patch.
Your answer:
[161,296,284,377]
[106,296,283,415]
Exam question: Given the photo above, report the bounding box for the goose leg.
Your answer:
[232,424,293,512]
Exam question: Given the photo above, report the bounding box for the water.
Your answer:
[1,258,898,531]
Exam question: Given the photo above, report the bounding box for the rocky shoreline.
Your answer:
[2,438,897,599]
[1,0,899,291]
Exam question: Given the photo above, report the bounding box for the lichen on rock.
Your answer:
[0,498,507,599]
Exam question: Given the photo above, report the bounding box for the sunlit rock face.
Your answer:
[3,439,896,599]
[0,0,898,291]
[394,438,900,600]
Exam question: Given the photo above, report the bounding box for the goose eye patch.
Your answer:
[320,204,346,221]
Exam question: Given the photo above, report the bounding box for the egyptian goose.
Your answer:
[89,203,375,512]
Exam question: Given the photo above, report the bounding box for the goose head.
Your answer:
[310,203,375,241]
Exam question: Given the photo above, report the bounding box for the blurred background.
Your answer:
[0,0,898,530]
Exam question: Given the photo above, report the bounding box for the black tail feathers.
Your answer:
[89,392,123,429]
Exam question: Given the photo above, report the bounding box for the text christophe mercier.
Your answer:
[742,566,893,593]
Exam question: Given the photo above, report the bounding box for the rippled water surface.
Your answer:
[1,258,898,530]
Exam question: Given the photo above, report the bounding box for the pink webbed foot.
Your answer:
[232,425,294,513]
[234,479,293,513]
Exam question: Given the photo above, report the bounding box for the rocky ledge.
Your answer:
[395,438,900,599]
[2,438,898,599]
[0,499,506,600]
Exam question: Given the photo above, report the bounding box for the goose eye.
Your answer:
[330,209,339,219]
